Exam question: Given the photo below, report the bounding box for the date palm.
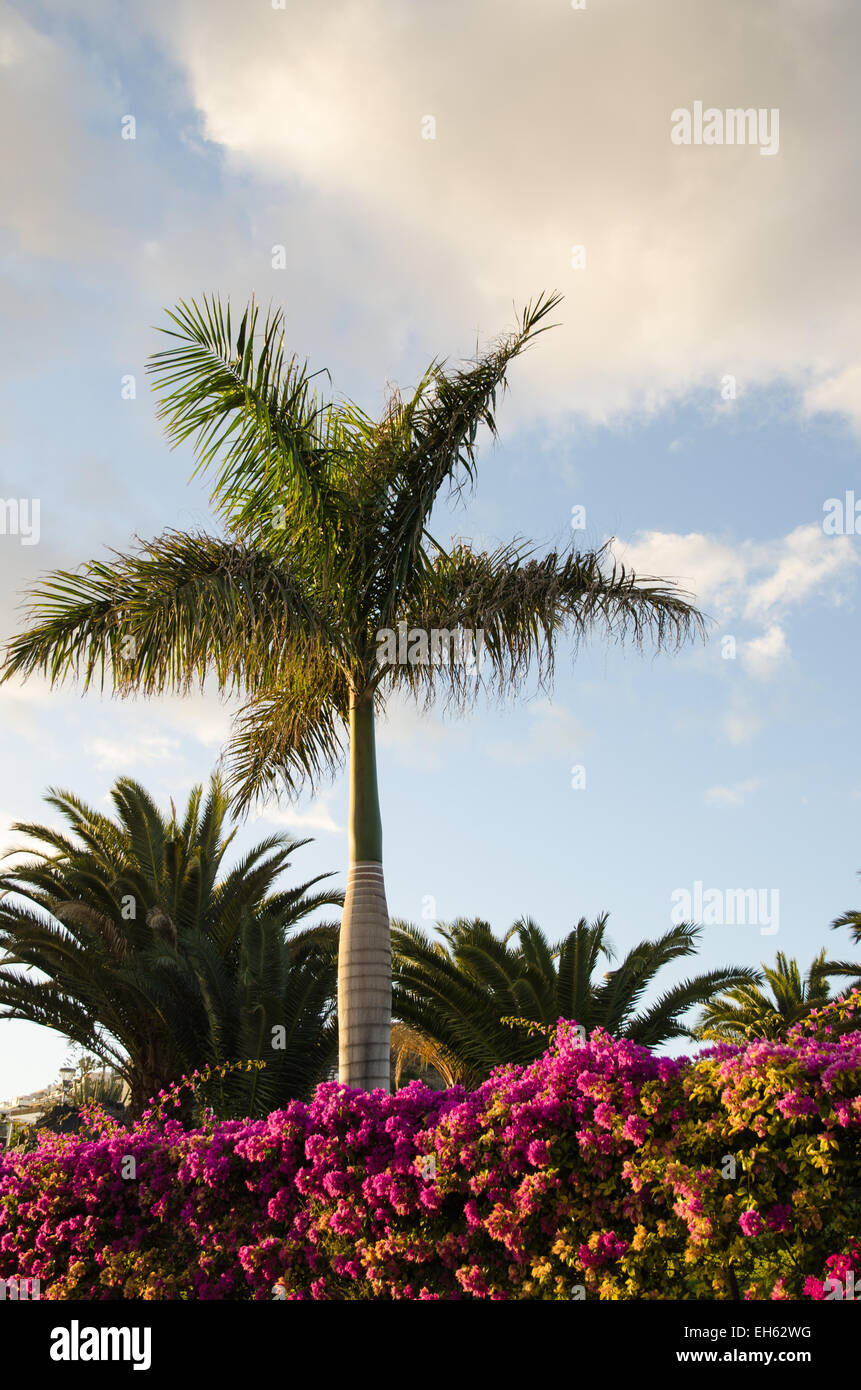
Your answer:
[170,910,341,1118]
[2,292,705,1090]
[693,949,855,1043]
[0,776,341,1115]
[391,914,754,1086]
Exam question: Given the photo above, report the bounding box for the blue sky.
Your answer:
[2,0,861,1099]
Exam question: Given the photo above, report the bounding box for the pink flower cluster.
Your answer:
[0,999,858,1300]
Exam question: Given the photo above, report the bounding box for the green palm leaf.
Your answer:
[0,774,343,1116]
[392,913,754,1083]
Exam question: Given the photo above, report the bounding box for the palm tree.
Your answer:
[391,914,754,1086]
[0,775,341,1115]
[693,949,852,1042]
[174,910,340,1117]
[1,292,705,1091]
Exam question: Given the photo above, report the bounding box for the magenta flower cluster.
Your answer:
[1,1003,859,1300]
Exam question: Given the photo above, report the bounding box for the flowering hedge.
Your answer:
[1,998,859,1300]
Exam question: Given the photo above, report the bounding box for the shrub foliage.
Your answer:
[1,998,858,1300]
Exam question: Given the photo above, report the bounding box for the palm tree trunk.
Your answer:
[338,685,391,1090]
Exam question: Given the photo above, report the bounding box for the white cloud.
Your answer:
[145,691,239,749]
[613,532,752,624]
[0,677,67,739]
[804,365,861,430]
[3,1,861,429]
[0,4,113,260]
[705,778,761,805]
[741,624,789,680]
[613,525,859,627]
[743,527,857,622]
[84,730,180,772]
[255,797,342,836]
[119,0,861,427]
[614,524,856,734]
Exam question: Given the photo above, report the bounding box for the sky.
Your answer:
[1,0,860,1100]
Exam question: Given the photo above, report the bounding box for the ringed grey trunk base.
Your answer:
[338,861,391,1091]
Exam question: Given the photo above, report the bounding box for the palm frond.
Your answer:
[147,294,348,544]
[220,666,350,809]
[384,539,706,710]
[2,531,328,696]
[370,293,563,622]
[0,773,341,1117]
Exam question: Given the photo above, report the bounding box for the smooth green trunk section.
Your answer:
[348,690,383,864]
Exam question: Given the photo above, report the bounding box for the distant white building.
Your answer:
[2,1066,127,1128]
